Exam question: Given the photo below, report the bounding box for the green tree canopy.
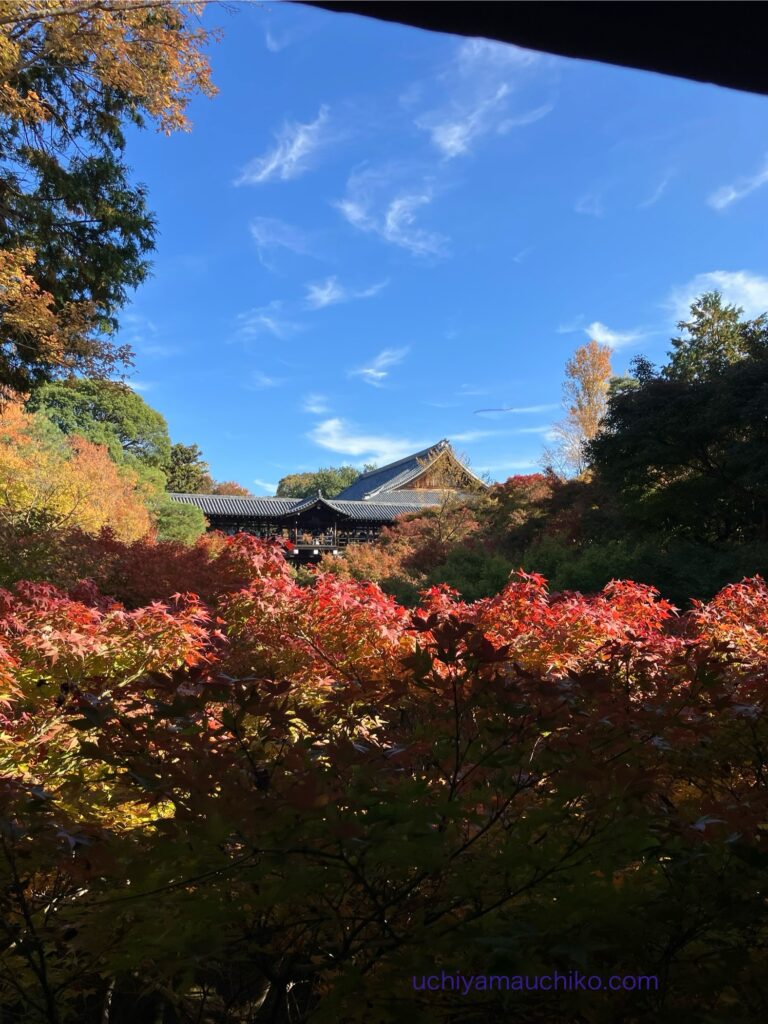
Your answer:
[26,379,171,469]
[665,291,768,382]
[0,2,216,392]
[165,442,213,494]
[276,465,361,498]
[587,353,768,545]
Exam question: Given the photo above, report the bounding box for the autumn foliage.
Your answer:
[2,533,768,1022]
[0,396,151,541]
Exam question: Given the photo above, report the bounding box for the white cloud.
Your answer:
[302,393,330,414]
[457,385,490,397]
[235,106,330,185]
[584,321,648,349]
[349,346,409,387]
[667,270,768,321]
[264,29,286,53]
[250,217,313,266]
[457,38,540,73]
[237,301,302,340]
[416,37,551,160]
[512,424,556,435]
[333,166,448,256]
[707,156,768,211]
[575,193,604,217]
[447,429,501,442]
[140,343,180,358]
[246,371,282,390]
[497,103,554,134]
[474,459,539,475]
[310,418,425,465]
[556,315,586,334]
[304,275,388,310]
[474,403,559,416]
[638,177,670,209]
[418,84,510,159]
[334,166,448,257]
[253,478,278,494]
[129,380,154,393]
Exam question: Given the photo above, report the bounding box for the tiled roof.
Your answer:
[169,491,438,522]
[335,440,451,500]
[169,442,486,525]
[168,493,301,516]
[325,499,430,521]
[372,489,456,506]
[335,439,487,500]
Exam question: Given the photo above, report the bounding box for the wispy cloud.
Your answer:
[264,28,287,53]
[334,165,448,257]
[556,315,586,334]
[584,321,649,349]
[250,217,313,267]
[575,193,604,217]
[237,301,302,340]
[253,478,278,494]
[246,371,283,390]
[120,311,180,358]
[497,103,554,134]
[512,424,556,435]
[140,343,180,358]
[475,403,559,417]
[475,459,539,475]
[349,346,409,387]
[302,393,330,415]
[418,84,510,159]
[707,155,768,211]
[447,429,501,442]
[235,106,331,185]
[667,270,768,321]
[638,176,670,209]
[310,418,425,464]
[304,275,388,310]
[129,380,154,393]
[416,37,552,160]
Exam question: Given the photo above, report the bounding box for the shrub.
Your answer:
[3,547,768,1021]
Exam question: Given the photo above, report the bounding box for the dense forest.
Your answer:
[2,3,768,1023]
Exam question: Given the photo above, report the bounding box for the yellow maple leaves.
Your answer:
[0,1,217,134]
[0,396,152,540]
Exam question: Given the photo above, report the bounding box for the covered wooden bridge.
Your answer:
[170,440,486,562]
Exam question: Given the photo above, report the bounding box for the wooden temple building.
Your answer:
[170,440,486,562]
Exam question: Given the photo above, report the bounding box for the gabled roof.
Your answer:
[279,493,444,521]
[169,493,301,517]
[169,441,486,524]
[335,439,485,500]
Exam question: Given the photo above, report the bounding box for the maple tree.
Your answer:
[0,1,217,391]
[2,530,768,1021]
[0,395,151,541]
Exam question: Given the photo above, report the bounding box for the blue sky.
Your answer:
[120,2,768,492]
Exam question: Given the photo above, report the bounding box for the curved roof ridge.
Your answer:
[353,439,449,483]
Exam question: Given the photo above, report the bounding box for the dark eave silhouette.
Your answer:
[300,2,768,98]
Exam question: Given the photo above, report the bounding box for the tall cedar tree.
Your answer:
[0,1,216,393]
[666,290,768,381]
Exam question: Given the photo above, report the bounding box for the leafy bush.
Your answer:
[3,544,768,1021]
